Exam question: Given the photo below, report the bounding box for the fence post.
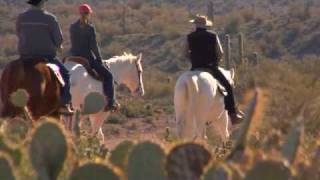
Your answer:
[238,33,244,64]
[225,34,231,69]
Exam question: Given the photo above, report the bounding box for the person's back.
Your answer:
[15,0,73,114]
[69,20,97,61]
[188,29,219,68]
[17,7,63,57]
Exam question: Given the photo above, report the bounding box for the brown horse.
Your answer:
[0,58,62,120]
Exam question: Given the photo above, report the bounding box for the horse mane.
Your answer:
[104,52,138,63]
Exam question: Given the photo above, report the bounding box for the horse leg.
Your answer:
[89,112,109,144]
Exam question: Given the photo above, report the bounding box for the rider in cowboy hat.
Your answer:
[16,0,73,114]
[186,15,243,125]
[69,3,120,112]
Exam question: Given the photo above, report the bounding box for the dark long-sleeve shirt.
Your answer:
[69,20,102,63]
[187,28,223,68]
[16,7,63,57]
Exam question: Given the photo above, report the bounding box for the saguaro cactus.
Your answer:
[224,35,231,69]
[238,33,244,64]
[29,121,68,180]
[128,141,166,180]
[207,1,214,25]
[166,143,211,180]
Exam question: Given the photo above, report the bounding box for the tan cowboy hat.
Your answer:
[189,15,213,28]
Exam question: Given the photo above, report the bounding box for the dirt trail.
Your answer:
[102,115,176,150]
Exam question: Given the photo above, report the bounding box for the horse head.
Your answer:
[105,52,145,97]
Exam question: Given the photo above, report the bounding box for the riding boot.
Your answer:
[104,98,120,112]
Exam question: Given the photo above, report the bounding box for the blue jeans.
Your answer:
[89,60,115,103]
[43,56,72,105]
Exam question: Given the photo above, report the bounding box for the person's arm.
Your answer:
[50,16,63,48]
[89,26,102,63]
[215,34,224,60]
[185,36,191,59]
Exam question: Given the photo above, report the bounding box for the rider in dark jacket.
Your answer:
[69,4,119,111]
[16,0,73,114]
[187,15,243,125]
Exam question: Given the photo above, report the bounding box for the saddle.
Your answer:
[18,57,66,87]
[62,56,103,81]
[192,67,228,96]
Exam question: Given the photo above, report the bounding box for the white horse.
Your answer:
[174,67,235,141]
[64,53,144,142]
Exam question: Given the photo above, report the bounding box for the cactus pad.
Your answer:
[166,143,212,180]
[9,89,29,108]
[70,163,121,180]
[0,135,22,165]
[282,124,303,164]
[82,92,106,114]
[0,154,16,180]
[244,160,291,180]
[203,164,232,180]
[128,141,166,180]
[109,140,134,171]
[29,121,67,180]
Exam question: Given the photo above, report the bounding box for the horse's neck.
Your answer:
[105,59,132,84]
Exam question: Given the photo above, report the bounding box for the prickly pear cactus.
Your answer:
[128,141,166,180]
[109,140,134,171]
[203,163,232,180]
[29,121,68,180]
[282,123,303,165]
[9,89,29,108]
[166,143,211,180]
[244,160,292,180]
[229,92,258,160]
[82,92,106,115]
[70,163,121,180]
[0,153,16,180]
[0,135,22,165]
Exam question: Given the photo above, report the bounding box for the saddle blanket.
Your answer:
[46,64,65,87]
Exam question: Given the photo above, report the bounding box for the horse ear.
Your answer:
[230,68,235,79]
[137,53,143,62]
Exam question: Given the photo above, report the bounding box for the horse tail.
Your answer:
[175,74,200,139]
[1,62,18,117]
